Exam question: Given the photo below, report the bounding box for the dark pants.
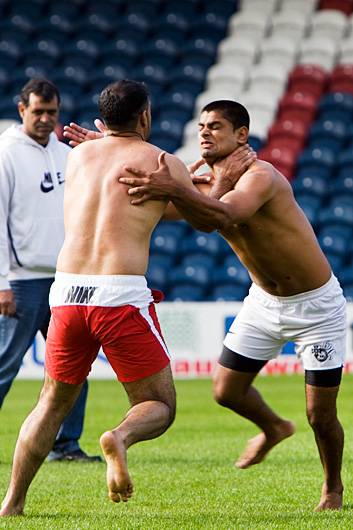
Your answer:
[0,278,88,454]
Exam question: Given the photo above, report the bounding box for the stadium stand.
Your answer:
[1,0,353,300]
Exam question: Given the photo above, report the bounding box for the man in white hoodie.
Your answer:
[0,78,100,462]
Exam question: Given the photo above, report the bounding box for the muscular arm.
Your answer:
[121,154,272,232]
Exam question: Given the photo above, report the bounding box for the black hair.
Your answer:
[20,78,60,106]
[99,79,149,130]
[201,100,250,130]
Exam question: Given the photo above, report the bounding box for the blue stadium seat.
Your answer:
[0,22,29,46]
[318,226,349,256]
[332,175,353,196]
[160,11,190,33]
[148,254,175,270]
[182,37,218,62]
[209,284,247,301]
[86,0,123,18]
[181,231,230,257]
[292,174,327,198]
[318,199,353,227]
[48,0,82,18]
[169,63,207,95]
[0,39,21,68]
[318,92,353,124]
[337,149,353,176]
[8,14,36,36]
[180,253,217,270]
[143,37,180,68]
[308,120,347,152]
[36,21,73,44]
[296,147,336,176]
[150,226,183,256]
[133,63,169,90]
[338,266,353,287]
[151,118,185,141]
[167,284,205,301]
[73,26,110,47]
[169,263,211,287]
[10,0,44,18]
[213,262,251,288]
[163,0,199,18]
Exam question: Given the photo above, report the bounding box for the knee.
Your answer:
[212,377,244,409]
[306,407,338,434]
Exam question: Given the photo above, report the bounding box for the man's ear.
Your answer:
[140,109,148,128]
[17,101,25,119]
[235,126,249,146]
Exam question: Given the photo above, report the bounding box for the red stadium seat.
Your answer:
[288,64,328,99]
[268,119,308,152]
[329,64,353,94]
[258,145,298,180]
[278,91,318,125]
[319,0,353,15]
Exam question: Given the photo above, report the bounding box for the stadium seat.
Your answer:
[310,9,348,39]
[318,204,353,227]
[270,10,309,41]
[297,146,336,177]
[227,11,269,42]
[288,64,328,98]
[298,36,338,70]
[318,225,349,255]
[213,263,251,289]
[181,231,231,258]
[209,284,248,301]
[278,91,318,125]
[217,36,259,68]
[259,36,299,69]
[330,64,353,94]
[318,92,353,124]
[169,263,211,288]
[332,174,353,196]
[258,146,297,179]
[206,63,248,94]
[292,174,327,198]
[268,119,308,152]
[246,62,289,99]
[146,262,169,291]
[319,0,353,15]
[167,284,205,301]
[308,120,347,151]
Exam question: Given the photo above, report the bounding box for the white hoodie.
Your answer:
[0,124,71,290]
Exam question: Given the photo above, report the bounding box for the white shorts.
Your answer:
[223,274,346,371]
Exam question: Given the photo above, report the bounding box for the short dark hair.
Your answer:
[201,100,250,130]
[99,79,149,130]
[20,78,60,106]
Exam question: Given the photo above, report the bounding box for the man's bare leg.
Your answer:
[0,375,82,516]
[213,364,294,469]
[305,383,344,511]
[100,365,176,503]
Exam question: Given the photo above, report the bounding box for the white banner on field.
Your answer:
[17,302,353,379]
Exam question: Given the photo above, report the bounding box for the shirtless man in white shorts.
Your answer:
[0,82,257,517]
[116,99,346,512]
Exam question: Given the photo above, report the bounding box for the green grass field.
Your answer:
[0,375,353,529]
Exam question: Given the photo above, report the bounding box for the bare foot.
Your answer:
[314,491,343,512]
[100,430,133,503]
[236,420,295,469]
[0,496,24,517]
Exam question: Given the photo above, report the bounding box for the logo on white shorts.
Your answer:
[311,342,335,362]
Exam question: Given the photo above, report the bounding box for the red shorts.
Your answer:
[46,273,170,384]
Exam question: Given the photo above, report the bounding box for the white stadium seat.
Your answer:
[206,63,249,94]
[280,0,319,15]
[270,10,310,41]
[299,36,339,71]
[228,11,271,41]
[259,35,299,68]
[309,10,348,40]
[338,37,353,64]
[217,37,260,68]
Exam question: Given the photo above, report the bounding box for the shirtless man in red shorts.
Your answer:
[0,80,255,517]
